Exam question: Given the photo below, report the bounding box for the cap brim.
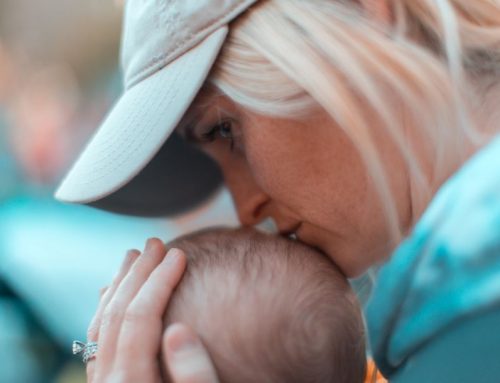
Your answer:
[55,27,228,217]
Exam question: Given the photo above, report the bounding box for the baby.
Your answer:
[161,227,367,383]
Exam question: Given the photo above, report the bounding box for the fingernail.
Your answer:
[126,249,140,258]
[145,238,166,255]
[120,249,138,267]
[115,250,138,276]
[145,238,155,250]
[164,248,181,265]
[167,323,198,353]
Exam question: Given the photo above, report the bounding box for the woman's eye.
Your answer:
[218,121,233,139]
[201,120,235,150]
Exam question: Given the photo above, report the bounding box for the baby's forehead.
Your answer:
[170,227,309,257]
[168,227,343,281]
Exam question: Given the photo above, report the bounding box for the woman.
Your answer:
[57,0,500,382]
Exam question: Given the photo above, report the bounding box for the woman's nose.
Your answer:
[222,162,270,227]
[233,185,270,227]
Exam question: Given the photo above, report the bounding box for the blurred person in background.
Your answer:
[6,64,79,186]
[0,2,137,383]
[0,39,23,200]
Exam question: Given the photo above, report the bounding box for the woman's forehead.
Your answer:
[176,89,237,134]
[176,88,216,134]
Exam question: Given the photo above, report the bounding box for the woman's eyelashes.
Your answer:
[201,119,237,151]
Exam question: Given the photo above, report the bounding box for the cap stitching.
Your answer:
[77,71,153,161]
[81,83,150,174]
[83,90,146,153]
[69,45,200,187]
[75,73,178,183]
[66,84,150,183]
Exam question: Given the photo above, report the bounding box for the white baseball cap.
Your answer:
[54,0,258,216]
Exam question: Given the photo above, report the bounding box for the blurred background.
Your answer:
[0,1,240,382]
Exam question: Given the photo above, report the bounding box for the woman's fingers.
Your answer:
[93,238,167,379]
[115,248,186,373]
[87,249,140,342]
[86,249,140,382]
[164,323,220,383]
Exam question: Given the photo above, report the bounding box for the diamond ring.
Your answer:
[73,340,98,363]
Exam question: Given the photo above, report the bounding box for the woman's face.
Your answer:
[178,89,411,277]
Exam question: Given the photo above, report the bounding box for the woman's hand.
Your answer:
[85,238,220,383]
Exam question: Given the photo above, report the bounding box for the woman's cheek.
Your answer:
[245,143,286,195]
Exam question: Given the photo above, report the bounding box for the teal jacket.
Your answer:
[365,135,500,383]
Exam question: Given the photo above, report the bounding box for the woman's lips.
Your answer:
[291,224,325,253]
[279,222,302,240]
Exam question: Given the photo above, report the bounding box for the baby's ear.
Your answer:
[360,0,392,26]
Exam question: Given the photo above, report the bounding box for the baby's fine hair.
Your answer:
[164,227,366,383]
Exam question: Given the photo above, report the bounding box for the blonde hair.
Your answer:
[208,0,500,243]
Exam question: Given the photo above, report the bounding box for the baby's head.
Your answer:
[163,227,366,382]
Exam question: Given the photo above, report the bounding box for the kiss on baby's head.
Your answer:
[162,227,366,383]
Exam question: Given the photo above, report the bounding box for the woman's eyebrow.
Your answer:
[177,98,229,143]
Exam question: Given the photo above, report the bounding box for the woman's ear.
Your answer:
[360,0,392,26]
